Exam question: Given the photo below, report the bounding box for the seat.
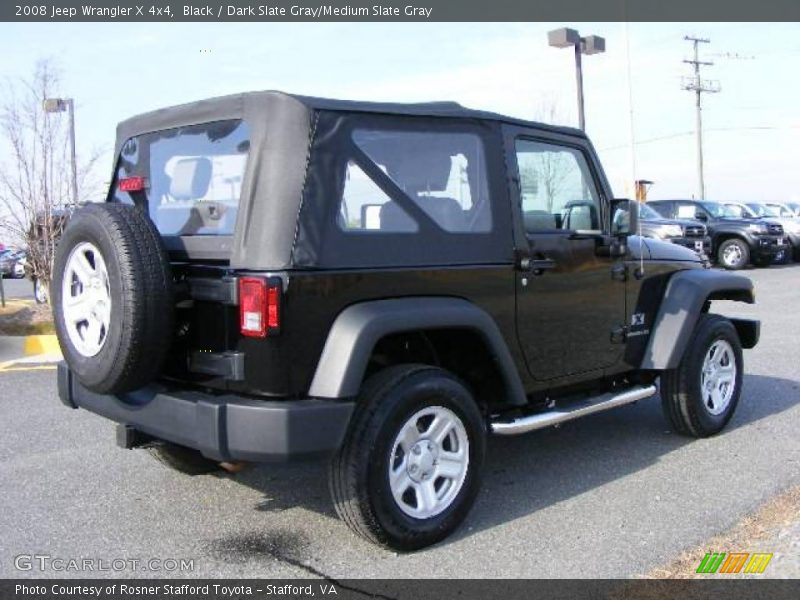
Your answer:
[415,196,467,232]
[379,201,418,232]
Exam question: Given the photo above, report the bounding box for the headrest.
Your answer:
[388,153,452,194]
[169,157,212,201]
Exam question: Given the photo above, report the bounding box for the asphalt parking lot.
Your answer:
[0,265,798,579]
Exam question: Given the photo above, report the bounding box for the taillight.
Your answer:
[239,277,281,338]
[118,176,146,192]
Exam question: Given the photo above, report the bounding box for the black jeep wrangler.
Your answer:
[54,92,760,551]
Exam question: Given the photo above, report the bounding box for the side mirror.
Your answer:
[610,198,639,237]
[694,211,708,222]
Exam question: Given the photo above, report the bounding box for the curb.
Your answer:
[23,335,62,357]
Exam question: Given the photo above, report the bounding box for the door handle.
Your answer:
[517,257,557,275]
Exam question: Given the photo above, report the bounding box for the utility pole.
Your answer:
[623,21,637,198]
[681,36,720,200]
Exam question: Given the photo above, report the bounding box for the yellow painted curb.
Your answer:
[23,335,62,356]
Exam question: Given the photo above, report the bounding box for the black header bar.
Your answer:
[4,0,800,22]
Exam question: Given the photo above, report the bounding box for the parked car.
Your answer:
[0,249,26,278]
[648,199,785,270]
[53,91,760,550]
[12,251,26,278]
[0,249,11,277]
[638,203,711,257]
[724,202,799,262]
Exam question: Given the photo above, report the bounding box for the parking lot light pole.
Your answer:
[43,97,78,206]
[548,28,606,131]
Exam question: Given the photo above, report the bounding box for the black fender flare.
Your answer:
[307,297,527,405]
[641,269,758,370]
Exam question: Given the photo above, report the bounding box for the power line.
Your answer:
[597,125,800,152]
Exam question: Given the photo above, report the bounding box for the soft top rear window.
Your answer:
[112,119,250,236]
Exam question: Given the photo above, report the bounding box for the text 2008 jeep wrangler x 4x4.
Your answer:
[54,92,760,550]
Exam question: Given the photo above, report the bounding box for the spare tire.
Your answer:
[52,203,173,394]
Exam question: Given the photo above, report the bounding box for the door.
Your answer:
[512,137,625,381]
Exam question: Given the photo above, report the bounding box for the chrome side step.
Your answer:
[490,384,657,436]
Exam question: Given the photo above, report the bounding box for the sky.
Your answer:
[1,21,798,202]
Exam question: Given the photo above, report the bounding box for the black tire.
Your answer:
[147,442,221,476]
[329,364,486,551]
[52,203,173,394]
[717,238,750,270]
[660,314,743,438]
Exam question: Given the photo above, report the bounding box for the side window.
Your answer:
[726,204,745,218]
[676,203,699,219]
[650,203,673,218]
[515,140,602,233]
[349,129,492,233]
[339,161,418,233]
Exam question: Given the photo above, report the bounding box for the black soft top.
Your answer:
[115,90,584,152]
[113,91,586,270]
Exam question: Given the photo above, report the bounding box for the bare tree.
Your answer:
[0,60,103,302]
[523,100,573,214]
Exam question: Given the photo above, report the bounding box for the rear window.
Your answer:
[112,120,250,236]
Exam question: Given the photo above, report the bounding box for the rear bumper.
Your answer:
[57,362,354,462]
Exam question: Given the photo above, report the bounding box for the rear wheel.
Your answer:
[329,364,485,551]
[717,239,750,270]
[660,314,743,437]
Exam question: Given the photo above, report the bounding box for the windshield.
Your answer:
[727,203,758,218]
[112,120,250,236]
[745,204,765,217]
[639,204,663,220]
[702,202,740,218]
[765,203,791,217]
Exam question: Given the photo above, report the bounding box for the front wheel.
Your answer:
[329,364,485,551]
[717,239,750,270]
[660,314,744,437]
